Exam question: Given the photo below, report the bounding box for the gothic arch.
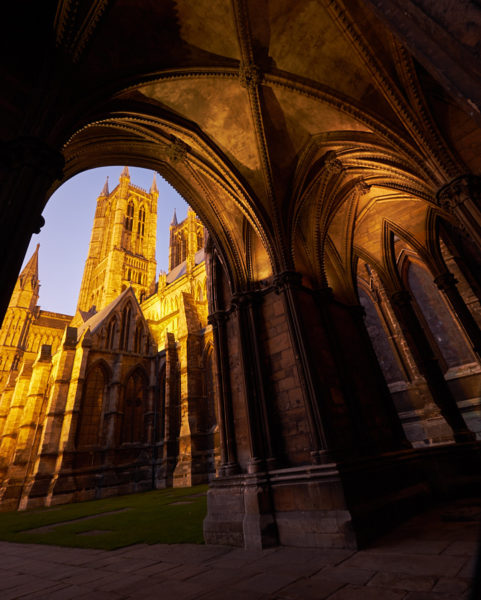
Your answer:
[121,366,149,444]
[76,360,111,449]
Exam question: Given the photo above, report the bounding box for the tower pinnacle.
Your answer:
[120,166,130,179]
[150,173,158,194]
[171,208,178,227]
[101,176,109,196]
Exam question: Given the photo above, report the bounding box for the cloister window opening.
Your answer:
[0,163,219,507]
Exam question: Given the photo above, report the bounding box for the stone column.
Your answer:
[343,300,410,450]
[0,137,64,325]
[274,271,332,464]
[434,271,481,360]
[437,175,481,250]
[390,289,474,442]
[233,291,277,473]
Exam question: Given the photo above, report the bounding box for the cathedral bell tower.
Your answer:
[76,168,158,314]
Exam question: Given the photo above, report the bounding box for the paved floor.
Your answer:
[0,498,478,600]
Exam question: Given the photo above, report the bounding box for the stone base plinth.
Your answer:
[204,443,481,549]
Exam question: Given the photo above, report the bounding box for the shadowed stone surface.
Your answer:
[0,498,477,599]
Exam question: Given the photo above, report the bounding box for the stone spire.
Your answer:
[20,243,40,285]
[9,243,40,310]
[101,176,109,196]
[150,173,158,194]
[120,166,130,179]
[171,208,178,227]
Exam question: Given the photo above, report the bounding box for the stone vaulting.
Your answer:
[1,0,481,549]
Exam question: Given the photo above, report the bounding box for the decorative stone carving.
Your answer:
[354,177,371,196]
[166,137,189,164]
[436,175,481,212]
[323,151,343,174]
[239,64,263,89]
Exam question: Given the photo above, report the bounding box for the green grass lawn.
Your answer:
[0,485,208,550]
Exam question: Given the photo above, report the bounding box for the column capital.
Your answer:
[207,310,229,326]
[436,174,481,212]
[434,271,457,291]
[273,270,303,293]
[231,289,264,308]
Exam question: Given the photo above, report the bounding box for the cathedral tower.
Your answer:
[168,207,204,273]
[76,168,158,313]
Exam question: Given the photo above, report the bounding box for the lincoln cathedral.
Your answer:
[0,168,217,510]
[1,0,481,550]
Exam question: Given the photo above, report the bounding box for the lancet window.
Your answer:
[125,201,134,231]
[138,206,145,237]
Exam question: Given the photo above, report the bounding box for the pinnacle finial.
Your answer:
[121,166,130,179]
[150,173,158,194]
[171,208,178,227]
[101,176,109,196]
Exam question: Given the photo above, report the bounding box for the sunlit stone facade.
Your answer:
[0,170,217,510]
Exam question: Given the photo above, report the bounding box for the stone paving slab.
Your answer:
[0,498,477,600]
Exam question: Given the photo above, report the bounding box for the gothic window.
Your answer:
[406,261,474,369]
[134,321,144,353]
[121,369,147,443]
[77,364,106,448]
[106,317,117,350]
[358,285,405,384]
[138,206,145,237]
[125,201,134,231]
[119,305,132,351]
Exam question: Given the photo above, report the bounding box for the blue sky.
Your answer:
[21,166,189,316]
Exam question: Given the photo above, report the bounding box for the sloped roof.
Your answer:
[77,287,138,339]
[166,249,205,284]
